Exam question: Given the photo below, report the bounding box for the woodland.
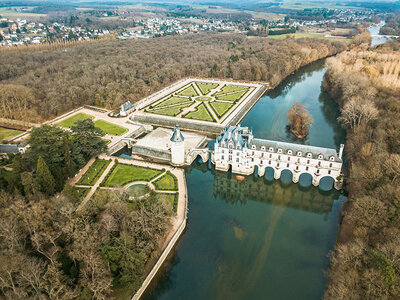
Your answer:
[323,40,400,299]
[0,33,347,122]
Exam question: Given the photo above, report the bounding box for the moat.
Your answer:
[143,60,347,300]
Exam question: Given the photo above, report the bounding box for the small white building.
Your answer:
[170,126,185,165]
[119,101,134,117]
[213,126,344,189]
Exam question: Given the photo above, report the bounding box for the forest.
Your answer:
[0,120,171,299]
[323,40,400,299]
[0,33,347,122]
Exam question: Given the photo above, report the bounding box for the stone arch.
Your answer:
[253,165,259,178]
[280,169,293,185]
[318,175,335,191]
[264,166,274,181]
[298,172,313,187]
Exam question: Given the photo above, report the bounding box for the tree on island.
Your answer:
[287,102,312,138]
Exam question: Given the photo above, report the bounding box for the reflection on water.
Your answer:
[144,59,347,300]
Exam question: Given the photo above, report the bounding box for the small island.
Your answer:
[287,102,313,138]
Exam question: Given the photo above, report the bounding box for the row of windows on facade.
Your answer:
[220,143,335,161]
[221,151,335,165]
[220,155,333,172]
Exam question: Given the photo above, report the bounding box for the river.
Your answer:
[143,60,347,300]
[368,21,388,46]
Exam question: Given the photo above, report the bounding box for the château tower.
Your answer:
[170,125,185,165]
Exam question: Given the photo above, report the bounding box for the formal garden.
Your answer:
[142,80,255,123]
[77,158,111,186]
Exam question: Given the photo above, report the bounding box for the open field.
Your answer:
[102,163,163,187]
[153,172,178,191]
[183,103,215,122]
[279,1,357,10]
[0,127,23,142]
[93,120,128,136]
[263,32,352,43]
[77,159,111,186]
[0,7,47,18]
[57,113,94,128]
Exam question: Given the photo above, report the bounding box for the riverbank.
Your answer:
[322,40,400,299]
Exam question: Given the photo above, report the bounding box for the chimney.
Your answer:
[339,144,344,160]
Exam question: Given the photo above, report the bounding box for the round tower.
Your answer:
[170,125,185,165]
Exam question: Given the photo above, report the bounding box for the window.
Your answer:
[252,151,255,155]
[252,158,254,162]
[269,154,272,158]
[307,159,310,164]
[329,163,332,167]
[286,163,289,168]
[261,153,264,157]
[261,146,266,151]
[236,145,240,150]
[297,151,302,156]
[297,158,300,163]
[330,156,335,161]
[317,169,319,174]
[269,161,271,165]
[236,158,239,162]
[229,150,233,154]
[318,161,321,167]
[328,170,331,175]
[278,149,282,154]
[229,144,233,149]
[318,154,323,160]
[222,155,224,160]
[288,150,292,155]
[306,166,309,171]
[307,153,312,158]
[252,145,256,150]
[229,155,232,161]
[288,157,290,161]
[269,147,274,152]
[278,155,281,160]
[277,163,280,167]
[296,166,299,171]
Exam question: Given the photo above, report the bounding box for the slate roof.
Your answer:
[0,144,21,154]
[121,101,134,112]
[170,125,184,142]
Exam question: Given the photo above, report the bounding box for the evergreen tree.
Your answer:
[36,156,56,195]
[62,136,76,179]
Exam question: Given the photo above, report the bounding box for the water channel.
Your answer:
[143,59,347,300]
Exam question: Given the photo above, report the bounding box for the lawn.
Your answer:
[215,90,248,102]
[158,193,178,212]
[57,113,94,128]
[183,103,216,122]
[78,159,111,186]
[93,120,128,136]
[213,85,249,96]
[0,127,23,142]
[102,163,163,187]
[196,82,219,95]
[176,84,199,97]
[153,172,178,191]
[147,102,193,117]
[210,101,235,117]
[153,96,191,108]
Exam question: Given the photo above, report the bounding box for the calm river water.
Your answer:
[143,60,347,300]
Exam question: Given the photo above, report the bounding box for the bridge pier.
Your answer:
[312,175,320,187]
[292,172,300,184]
[274,169,281,180]
[257,166,265,177]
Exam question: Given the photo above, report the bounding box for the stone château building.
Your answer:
[213,126,344,189]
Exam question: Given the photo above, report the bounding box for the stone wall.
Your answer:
[131,145,171,161]
[131,114,225,135]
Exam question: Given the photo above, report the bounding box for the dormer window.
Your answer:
[330,156,335,161]
[278,148,282,154]
[251,145,256,150]
[288,150,292,155]
[261,146,266,151]
[269,147,274,152]
[229,144,233,149]
[222,142,225,148]
[307,153,312,158]
[318,154,323,160]
[236,145,240,150]
[297,151,302,156]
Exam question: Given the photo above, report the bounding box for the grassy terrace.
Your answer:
[183,103,216,122]
[147,101,193,117]
[153,172,178,191]
[93,120,127,136]
[102,163,163,187]
[75,187,90,200]
[0,127,23,142]
[213,85,248,96]
[196,82,219,95]
[215,90,248,102]
[77,159,111,186]
[176,84,198,97]
[153,96,191,108]
[158,193,178,213]
[210,101,235,118]
[57,113,94,128]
